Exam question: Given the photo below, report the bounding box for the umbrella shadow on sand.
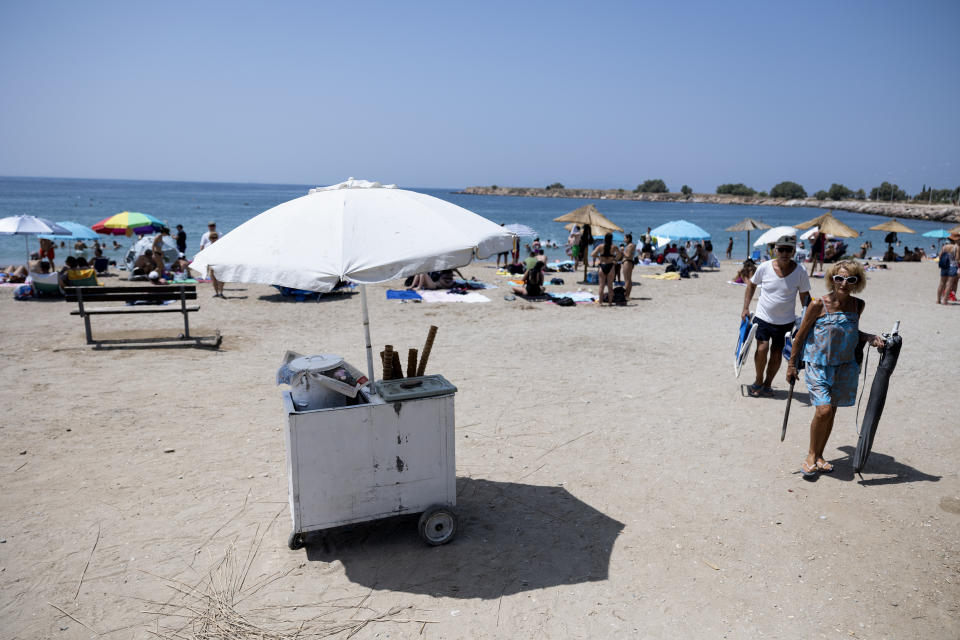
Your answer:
[807,445,942,486]
[303,478,624,599]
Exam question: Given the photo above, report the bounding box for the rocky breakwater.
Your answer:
[460,186,960,224]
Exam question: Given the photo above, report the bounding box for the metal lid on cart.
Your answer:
[286,354,344,373]
[377,375,457,402]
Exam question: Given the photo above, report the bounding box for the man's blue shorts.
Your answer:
[804,361,859,407]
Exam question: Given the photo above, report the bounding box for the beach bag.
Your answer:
[664,263,677,273]
[939,252,951,269]
[507,263,525,275]
[585,271,598,284]
[554,296,575,306]
[550,277,564,285]
[13,284,35,300]
[612,286,627,306]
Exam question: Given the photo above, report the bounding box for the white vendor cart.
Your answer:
[281,358,459,550]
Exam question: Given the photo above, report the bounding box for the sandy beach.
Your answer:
[1,260,957,639]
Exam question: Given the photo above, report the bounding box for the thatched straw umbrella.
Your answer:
[554,204,623,280]
[870,218,916,251]
[794,211,859,238]
[725,217,771,258]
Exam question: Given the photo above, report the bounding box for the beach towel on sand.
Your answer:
[387,289,423,301]
[550,291,596,303]
[641,272,681,280]
[419,290,490,303]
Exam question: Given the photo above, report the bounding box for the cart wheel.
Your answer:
[418,505,458,546]
[288,531,305,550]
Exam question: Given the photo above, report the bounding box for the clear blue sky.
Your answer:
[1,0,957,194]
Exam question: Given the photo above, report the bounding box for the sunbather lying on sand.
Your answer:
[411,269,460,289]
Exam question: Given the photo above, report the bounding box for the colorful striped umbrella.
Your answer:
[91,211,165,236]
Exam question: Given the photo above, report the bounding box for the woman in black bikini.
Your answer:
[591,233,622,305]
[513,261,545,297]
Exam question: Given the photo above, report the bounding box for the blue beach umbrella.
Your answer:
[650,219,711,241]
[38,221,100,241]
[922,229,950,239]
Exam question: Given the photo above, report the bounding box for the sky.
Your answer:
[1,0,958,194]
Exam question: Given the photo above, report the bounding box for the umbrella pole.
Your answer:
[25,236,30,266]
[746,231,750,259]
[360,284,376,396]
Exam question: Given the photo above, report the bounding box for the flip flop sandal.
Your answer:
[760,386,775,397]
[801,461,818,478]
[747,383,763,397]
[816,460,834,473]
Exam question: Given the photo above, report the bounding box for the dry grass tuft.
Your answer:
[137,524,437,639]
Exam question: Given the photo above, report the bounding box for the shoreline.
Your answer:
[459,186,960,224]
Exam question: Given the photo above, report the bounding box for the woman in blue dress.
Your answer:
[786,260,885,478]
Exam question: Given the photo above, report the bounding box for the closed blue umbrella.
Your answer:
[650,219,711,241]
[38,221,100,241]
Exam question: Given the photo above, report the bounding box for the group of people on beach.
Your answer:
[1,219,232,297]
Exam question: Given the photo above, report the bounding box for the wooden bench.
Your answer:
[64,285,220,348]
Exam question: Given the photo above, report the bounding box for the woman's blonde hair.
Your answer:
[825,260,867,293]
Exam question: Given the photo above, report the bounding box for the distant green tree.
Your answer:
[914,186,960,204]
[770,181,807,198]
[546,182,565,190]
[680,185,693,195]
[827,183,854,200]
[716,183,757,196]
[635,179,669,193]
[854,189,866,200]
[758,191,769,197]
[813,190,829,199]
[490,185,498,190]
[869,182,907,201]
[617,188,626,194]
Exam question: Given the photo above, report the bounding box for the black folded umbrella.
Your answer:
[853,324,903,474]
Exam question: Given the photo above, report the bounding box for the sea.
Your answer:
[0,176,949,268]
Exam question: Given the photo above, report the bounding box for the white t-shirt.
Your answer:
[751,260,810,325]
[199,230,213,251]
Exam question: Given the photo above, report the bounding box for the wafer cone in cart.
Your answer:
[391,350,404,379]
[382,345,394,380]
[407,348,418,378]
[417,326,438,376]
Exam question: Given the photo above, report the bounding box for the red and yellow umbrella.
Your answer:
[91,211,165,236]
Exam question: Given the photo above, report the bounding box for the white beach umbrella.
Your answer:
[799,227,820,241]
[504,223,537,237]
[752,225,797,247]
[0,215,71,264]
[189,178,514,388]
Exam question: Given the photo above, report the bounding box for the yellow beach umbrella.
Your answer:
[869,219,916,234]
[795,211,858,238]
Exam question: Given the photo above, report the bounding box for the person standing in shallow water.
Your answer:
[786,260,885,478]
[726,236,734,260]
[741,235,811,397]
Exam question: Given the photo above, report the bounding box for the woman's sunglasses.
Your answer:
[776,246,794,253]
[832,275,859,284]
